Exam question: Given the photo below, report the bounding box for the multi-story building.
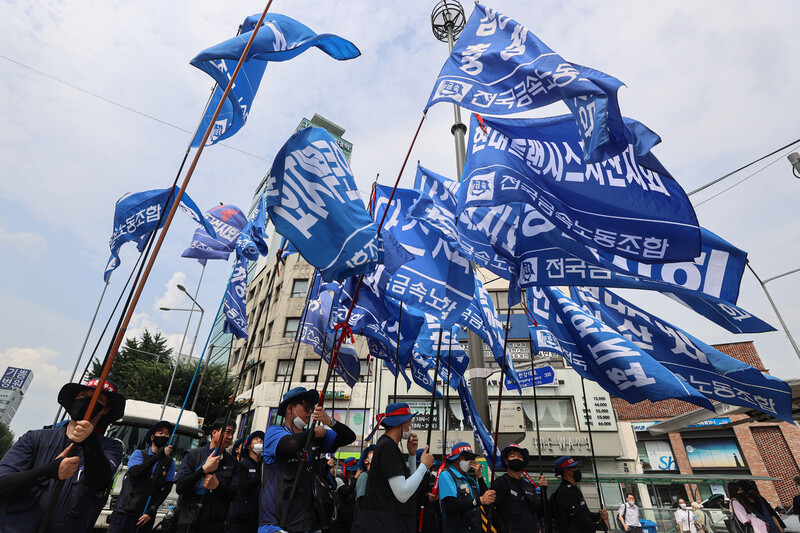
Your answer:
[0,367,33,425]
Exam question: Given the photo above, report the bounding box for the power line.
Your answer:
[0,52,272,163]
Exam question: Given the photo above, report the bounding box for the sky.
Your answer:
[1,0,800,436]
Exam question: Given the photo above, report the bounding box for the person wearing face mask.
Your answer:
[492,444,547,533]
[359,402,435,533]
[108,421,175,533]
[552,456,608,533]
[415,447,442,533]
[259,387,356,533]
[353,444,375,532]
[437,441,495,533]
[330,457,359,533]
[175,418,238,533]
[227,431,265,533]
[0,378,126,533]
[617,493,642,533]
[729,481,785,533]
[675,498,697,533]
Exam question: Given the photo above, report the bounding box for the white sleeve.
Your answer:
[388,466,427,503]
[732,500,752,524]
[408,454,417,475]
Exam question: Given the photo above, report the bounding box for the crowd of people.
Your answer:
[0,379,796,533]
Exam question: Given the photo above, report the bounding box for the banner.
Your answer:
[223,256,249,339]
[105,186,215,281]
[414,316,469,389]
[190,13,360,147]
[426,4,628,163]
[236,195,270,261]
[458,379,501,469]
[267,126,383,282]
[460,114,700,264]
[570,286,792,422]
[182,204,247,265]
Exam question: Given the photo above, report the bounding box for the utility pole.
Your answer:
[431,0,492,429]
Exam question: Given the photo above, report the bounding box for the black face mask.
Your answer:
[508,459,525,472]
[68,397,105,422]
[573,470,583,482]
[152,435,170,448]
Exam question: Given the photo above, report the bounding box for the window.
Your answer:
[275,359,292,381]
[284,317,300,338]
[273,283,282,304]
[637,440,677,471]
[267,321,274,341]
[447,399,472,431]
[291,278,309,298]
[684,438,746,469]
[302,359,320,382]
[358,359,370,382]
[521,398,576,430]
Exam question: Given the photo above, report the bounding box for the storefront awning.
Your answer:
[576,472,779,484]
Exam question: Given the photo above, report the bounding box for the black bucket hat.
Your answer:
[58,378,126,426]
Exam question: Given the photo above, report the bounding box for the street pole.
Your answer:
[431,0,491,430]
[192,344,214,412]
[747,262,800,360]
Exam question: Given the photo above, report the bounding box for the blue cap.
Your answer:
[447,442,477,462]
[278,386,320,415]
[501,443,530,468]
[244,430,265,451]
[143,421,173,447]
[555,456,581,474]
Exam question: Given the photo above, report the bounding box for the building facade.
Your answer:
[0,367,33,425]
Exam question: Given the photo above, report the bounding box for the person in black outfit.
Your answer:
[330,457,359,533]
[415,448,442,533]
[359,402,434,533]
[492,443,547,533]
[108,421,175,533]
[552,456,608,533]
[175,418,238,533]
[226,430,264,533]
[437,441,495,533]
[793,476,800,514]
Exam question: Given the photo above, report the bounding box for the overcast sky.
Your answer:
[2,0,800,436]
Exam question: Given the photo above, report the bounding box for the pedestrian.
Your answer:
[330,457,359,533]
[359,402,434,533]
[729,480,785,533]
[226,431,264,533]
[416,447,441,533]
[551,456,608,533]
[676,498,696,533]
[174,417,238,533]
[108,421,175,533]
[792,476,800,515]
[617,493,642,533]
[353,444,375,532]
[259,386,356,533]
[232,437,246,461]
[691,501,711,533]
[492,443,547,533]
[0,378,126,533]
[437,441,495,533]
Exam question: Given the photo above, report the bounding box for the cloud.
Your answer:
[155,271,188,311]
[0,222,47,260]
[125,312,197,360]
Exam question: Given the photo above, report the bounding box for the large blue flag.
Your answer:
[570,286,792,422]
[414,316,469,389]
[457,379,501,469]
[374,184,474,326]
[223,256,249,339]
[268,126,383,282]
[527,286,714,410]
[190,14,360,147]
[298,276,361,387]
[426,4,627,163]
[182,204,247,265]
[105,187,215,281]
[236,195,270,261]
[460,114,701,264]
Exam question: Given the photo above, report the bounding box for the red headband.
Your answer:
[448,444,474,459]
[375,406,412,426]
[85,378,117,393]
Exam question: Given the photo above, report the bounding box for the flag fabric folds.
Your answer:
[182,204,247,265]
[460,114,701,263]
[570,286,792,422]
[105,186,215,281]
[190,14,360,147]
[267,126,383,282]
[458,379,501,469]
[236,195,270,261]
[223,256,249,339]
[425,4,627,163]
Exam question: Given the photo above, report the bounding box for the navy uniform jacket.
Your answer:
[174,445,237,527]
[0,426,123,533]
[227,454,261,525]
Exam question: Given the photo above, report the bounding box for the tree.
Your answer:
[0,421,14,460]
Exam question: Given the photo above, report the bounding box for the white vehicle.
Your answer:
[94,400,205,530]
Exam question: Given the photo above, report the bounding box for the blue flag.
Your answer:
[368,338,411,389]
[223,256,249,339]
[236,195,270,261]
[374,184,474,327]
[190,14,360,147]
[570,286,792,422]
[414,316,469,389]
[268,126,383,282]
[298,276,360,387]
[458,379,501,469]
[182,204,247,265]
[460,114,701,264]
[528,324,565,358]
[426,4,628,163]
[527,286,714,410]
[105,187,215,281]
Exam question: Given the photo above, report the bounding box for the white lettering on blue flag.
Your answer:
[223,256,249,340]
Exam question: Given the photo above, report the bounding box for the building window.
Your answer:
[521,398,576,430]
[284,317,300,338]
[267,321,274,341]
[302,359,320,382]
[637,440,678,471]
[291,279,309,298]
[273,283,282,304]
[447,399,473,431]
[684,438,746,469]
[275,359,292,381]
[358,359,370,382]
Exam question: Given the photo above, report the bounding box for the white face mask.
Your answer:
[291,407,307,430]
[401,424,410,440]
[680,503,686,509]
[252,443,263,455]
[459,459,471,473]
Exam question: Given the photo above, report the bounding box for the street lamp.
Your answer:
[788,152,800,179]
[747,262,800,360]
[159,284,205,418]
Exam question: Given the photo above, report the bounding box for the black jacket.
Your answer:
[175,445,237,526]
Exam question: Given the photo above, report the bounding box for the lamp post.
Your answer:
[747,263,800,360]
[160,283,205,418]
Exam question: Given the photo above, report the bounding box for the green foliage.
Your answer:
[0,421,14,460]
[89,329,234,430]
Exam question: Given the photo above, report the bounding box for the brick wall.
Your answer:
[750,426,800,506]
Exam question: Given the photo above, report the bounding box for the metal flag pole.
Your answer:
[394,302,404,399]
[52,281,109,426]
[425,328,445,448]
[442,332,453,457]
[580,377,604,509]
[359,354,372,453]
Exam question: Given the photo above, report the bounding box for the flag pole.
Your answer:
[359,353,372,453]
[278,267,319,405]
[394,302,403,399]
[425,327,444,448]
[580,377,604,509]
